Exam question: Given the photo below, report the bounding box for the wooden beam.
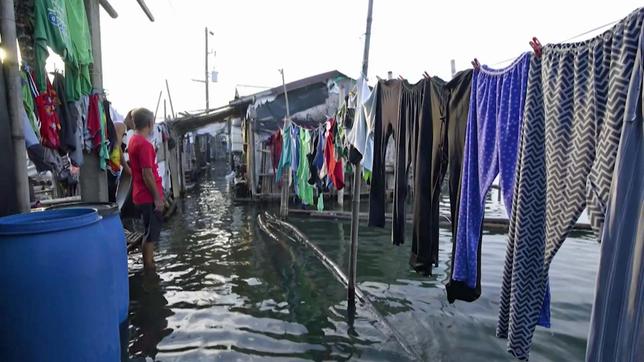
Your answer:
[136,0,155,22]
[99,0,118,18]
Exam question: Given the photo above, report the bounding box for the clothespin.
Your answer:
[422,71,431,79]
[530,37,542,58]
[471,58,481,70]
[398,75,405,81]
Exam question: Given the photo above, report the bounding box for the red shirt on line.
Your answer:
[128,134,163,205]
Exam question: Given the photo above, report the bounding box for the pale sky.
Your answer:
[98,0,643,119]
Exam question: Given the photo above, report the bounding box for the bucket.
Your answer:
[0,208,120,361]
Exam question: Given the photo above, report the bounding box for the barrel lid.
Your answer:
[0,208,101,235]
[47,202,120,217]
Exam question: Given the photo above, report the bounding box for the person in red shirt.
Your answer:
[128,108,163,272]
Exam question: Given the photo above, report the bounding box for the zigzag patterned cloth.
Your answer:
[497,8,644,360]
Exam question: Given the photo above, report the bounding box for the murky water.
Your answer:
[127,164,599,361]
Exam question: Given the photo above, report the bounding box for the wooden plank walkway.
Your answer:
[287,209,593,231]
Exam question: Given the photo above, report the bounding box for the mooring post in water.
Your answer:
[348,0,374,311]
[279,69,291,219]
[0,0,30,213]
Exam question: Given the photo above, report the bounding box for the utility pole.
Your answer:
[204,27,212,111]
[348,0,374,310]
[0,0,29,212]
[80,0,109,203]
[279,68,291,219]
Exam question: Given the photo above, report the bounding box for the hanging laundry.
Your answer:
[291,126,300,194]
[69,101,84,166]
[21,105,40,148]
[98,96,109,170]
[275,124,292,183]
[348,76,371,164]
[497,9,644,360]
[317,126,328,180]
[307,128,321,187]
[324,118,345,190]
[33,0,76,92]
[52,72,78,153]
[64,0,93,100]
[87,93,101,150]
[404,71,472,276]
[361,82,378,175]
[449,53,530,302]
[369,80,406,244]
[103,99,118,153]
[35,80,61,149]
[268,130,282,174]
[586,21,644,362]
[21,68,40,140]
[296,129,314,205]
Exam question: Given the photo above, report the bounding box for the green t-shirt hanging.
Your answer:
[65,0,93,100]
[34,0,76,92]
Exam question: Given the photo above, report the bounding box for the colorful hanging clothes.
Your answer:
[52,72,78,153]
[87,93,101,150]
[449,53,530,301]
[20,69,41,139]
[291,127,300,195]
[497,9,644,360]
[269,130,282,173]
[98,98,109,170]
[296,129,314,205]
[324,118,345,190]
[275,124,292,183]
[35,80,61,149]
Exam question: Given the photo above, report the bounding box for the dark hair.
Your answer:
[132,108,154,130]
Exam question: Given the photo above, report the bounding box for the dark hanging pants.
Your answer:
[368,80,405,240]
[408,71,473,276]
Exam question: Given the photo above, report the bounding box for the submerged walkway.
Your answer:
[126,162,599,361]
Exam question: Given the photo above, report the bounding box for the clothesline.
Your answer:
[491,17,621,66]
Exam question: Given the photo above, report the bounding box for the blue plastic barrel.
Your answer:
[0,208,120,361]
[48,202,129,361]
[48,203,129,322]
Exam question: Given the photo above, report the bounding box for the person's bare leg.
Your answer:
[142,241,156,273]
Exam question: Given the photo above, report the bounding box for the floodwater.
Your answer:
[127,163,599,361]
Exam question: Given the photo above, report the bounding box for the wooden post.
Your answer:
[165,79,175,118]
[80,0,108,203]
[246,118,257,198]
[0,0,30,212]
[204,27,210,111]
[278,69,291,219]
[348,0,374,310]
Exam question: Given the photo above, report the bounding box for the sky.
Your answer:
[97,0,644,119]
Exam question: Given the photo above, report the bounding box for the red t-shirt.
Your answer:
[128,134,163,205]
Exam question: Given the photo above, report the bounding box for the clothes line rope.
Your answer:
[491,17,621,66]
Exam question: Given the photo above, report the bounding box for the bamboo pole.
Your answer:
[0,0,30,212]
[278,69,291,219]
[348,0,374,310]
[165,79,175,119]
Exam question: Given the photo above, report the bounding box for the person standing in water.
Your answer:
[127,108,163,272]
